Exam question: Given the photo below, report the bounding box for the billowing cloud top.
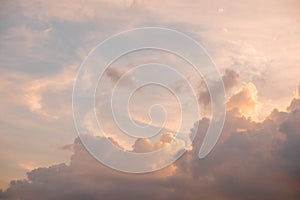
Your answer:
[1,89,300,200]
[0,0,300,199]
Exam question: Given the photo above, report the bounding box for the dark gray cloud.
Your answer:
[1,87,300,200]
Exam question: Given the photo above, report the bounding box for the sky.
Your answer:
[0,0,300,199]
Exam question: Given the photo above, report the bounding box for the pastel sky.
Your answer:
[0,0,300,199]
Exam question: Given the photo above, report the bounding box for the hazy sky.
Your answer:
[0,0,300,199]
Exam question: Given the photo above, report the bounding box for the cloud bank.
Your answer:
[1,86,300,200]
[1,0,300,198]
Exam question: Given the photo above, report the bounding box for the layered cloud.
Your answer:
[1,0,300,197]
[1,85,299,200]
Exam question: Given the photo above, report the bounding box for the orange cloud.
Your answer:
[227,82,260,120]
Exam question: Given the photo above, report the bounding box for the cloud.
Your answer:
[287,98,300,113]
[285,86,300,112]
[132,132,174,153]
[227,82,260,120]
[1,0,300,198]
[105,67,136,87]
[222,69,239,90]
[132,138,154,153]
[23,64,76,119]
[198,68,239,107]
[0,67,76,190]
[1,86,300,200]
[18,0,141,22]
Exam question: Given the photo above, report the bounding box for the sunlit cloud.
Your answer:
[1,89,300,199]
[0,0,299,198]
[227,82,261,120]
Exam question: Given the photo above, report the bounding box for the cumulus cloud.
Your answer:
[1,86,300,200]
[287,87,300,112]
[227,82,260,120]
[287,98,300,112]
[198,68,239,107]
[1,0,300,198]
[132,132,174,153]
[222,69,239,90]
